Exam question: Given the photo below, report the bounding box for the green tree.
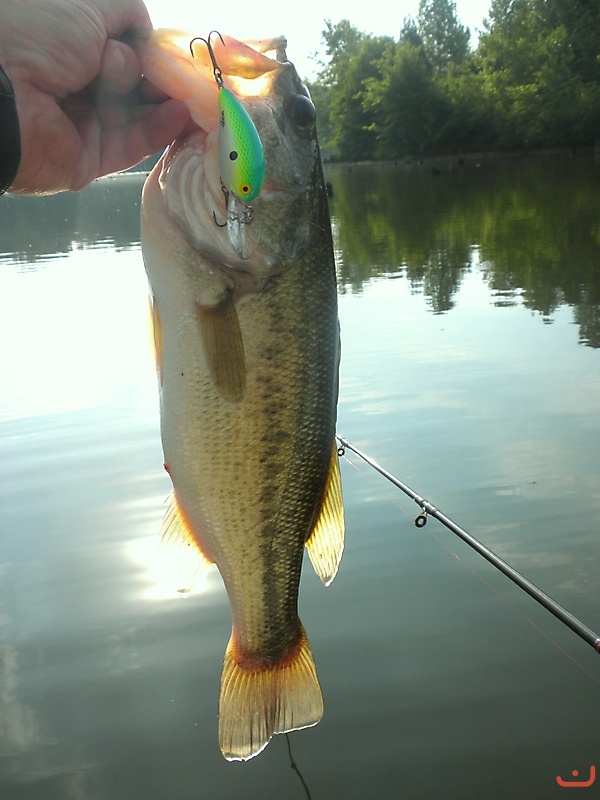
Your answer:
[440,60,496,151]
[477,0,600,146]
[363,41,452,157]
[399,15,423,48]
[306,81,335,157]
[417,0,471,71]
[542,0,600,83]
[320,19,365,87]
[314,3,600,160]
[321,21,394,160]
[540,0,600,139]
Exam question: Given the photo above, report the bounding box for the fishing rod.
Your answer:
[336,435,600,656]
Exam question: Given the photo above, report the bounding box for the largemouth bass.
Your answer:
[137,29,344,761]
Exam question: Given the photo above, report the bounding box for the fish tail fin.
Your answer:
[218,625,323,761]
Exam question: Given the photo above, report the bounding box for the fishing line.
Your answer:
[336,435,600,658]
[285,733,312,800]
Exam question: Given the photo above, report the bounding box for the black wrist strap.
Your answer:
[0,64,21,195]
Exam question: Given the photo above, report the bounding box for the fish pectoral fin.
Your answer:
[159,491,213,595]
[218,625,323,761]
[195,293,246,402]
[305,442,345,586]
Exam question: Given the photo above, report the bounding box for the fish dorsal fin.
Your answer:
[305,443,345,586]
[160,492,213,594]
[195,292,246,402]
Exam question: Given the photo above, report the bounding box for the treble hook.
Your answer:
[212,184,229,228]
[190,31,225,88]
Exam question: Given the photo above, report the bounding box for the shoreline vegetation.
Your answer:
[319,143,600,167]
[324,143,600,167]
[307,1,600,162]
[123,143,599,177]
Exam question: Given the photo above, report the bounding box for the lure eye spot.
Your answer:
[240,184,251,195]
[229,151,238,161]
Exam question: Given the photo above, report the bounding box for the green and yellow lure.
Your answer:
[192,32,265,205]
[217,86,265,204]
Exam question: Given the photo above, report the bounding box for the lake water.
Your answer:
[1,154,599,799]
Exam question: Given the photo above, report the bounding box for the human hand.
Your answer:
[0,0,191,194]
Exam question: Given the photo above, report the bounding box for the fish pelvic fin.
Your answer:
[148,295,164,385]
[195,292,246,402]
[159,491,213,595]
[305,442,345,586]
[218,625,323,761]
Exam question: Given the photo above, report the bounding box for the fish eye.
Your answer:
[287,94,316,133]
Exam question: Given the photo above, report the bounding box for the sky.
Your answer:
[145,0,492,79]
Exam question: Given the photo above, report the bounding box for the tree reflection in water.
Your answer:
[327,153,600,345]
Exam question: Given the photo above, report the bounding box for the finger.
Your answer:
[99,0,152,38]
[100,39,142,94]
[138,77,172,105]
[98,98,191,178]
[140,98,192,153]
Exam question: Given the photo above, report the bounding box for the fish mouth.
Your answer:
[159,127,277,276]
[160,120,316,277]
[141,30,314,273]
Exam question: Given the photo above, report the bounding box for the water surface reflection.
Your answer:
[0,174,144,267]
[328,154,600,340]
[1,157,599,799]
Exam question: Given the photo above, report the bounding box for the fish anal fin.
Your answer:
[195,293,246,402]
[305,442,345,586]
[159,491,213,594]
[218,625,323,761]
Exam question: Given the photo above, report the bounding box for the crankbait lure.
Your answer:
[190,32,265,258]
[217,81,265,204]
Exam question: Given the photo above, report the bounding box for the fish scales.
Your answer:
[138,29,344,761]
